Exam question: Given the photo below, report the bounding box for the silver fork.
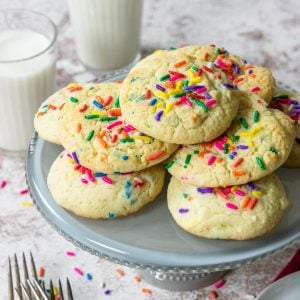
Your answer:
[8,252,74,300]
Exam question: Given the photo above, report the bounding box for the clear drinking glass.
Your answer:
[0,9,57,153]
[67,0,143,73]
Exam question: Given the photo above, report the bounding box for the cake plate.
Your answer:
[26,74,300,291]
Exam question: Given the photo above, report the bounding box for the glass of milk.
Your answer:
[0,9,57,153]
[67,0,143,72]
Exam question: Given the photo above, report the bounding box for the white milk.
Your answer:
[0,29,56,151]
[68,0,143,71]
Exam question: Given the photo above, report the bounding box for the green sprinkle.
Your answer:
[185,154,192,165]
[159,74,170,81]
[164,161,174,169]
[183,193,188,198]
[216,48,221,54]
[173,92,187,98]
[193,150,200,154]
[256,157,265,170]
[89,87,94,90]
[70,97,78,103]
[191,65,199,71]
[253,111,260,122]
[269,146,278,153]
[120,138,134,143]
[194,100,208,112]
[85,115,99,119]
[240,117,249,129]
[169,47,176,50]
[130,77,137,83]
[183,80,189,87]
[277,94,289,99]
[224,143,229,154]
[232,135,240,142]
[114,96,120,108]
[99,116,118,122]
[86,130,95,141]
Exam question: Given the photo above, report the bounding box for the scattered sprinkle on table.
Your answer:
[66,251,76,256]
[39,267,45,277]
[74,267,84,276]
[141,288,152,294]
[214,278,226,289]
[19,189,29,195]
[210,290,219,299]
[21,201,33,207]
[0,180,7,189]
[115,268,125,277]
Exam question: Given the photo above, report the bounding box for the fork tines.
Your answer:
[8,252,73,300]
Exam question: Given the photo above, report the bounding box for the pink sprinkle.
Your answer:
[169,74,181,82]
[66,251,75,256]
[226,202,238,210]
[207,156,216,165]
[74,267,84,276]
[0,180,7,189]
[183,96,192,106]
[81,178,88,184]
[20,189,29,195]
[205,99,217,106]
[250,86,260,92]
[214,278,226,289]
[123,124,136,132]
[228,75,234,81]
[223,187,231,195]
[216,59,227,68]
[102,176,113,185]
[195,87,207,94]
[87,170,96,183]
[106,120,123,130]
[234,189,245,196]
[215,142,224,151]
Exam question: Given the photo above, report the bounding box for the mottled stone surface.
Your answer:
[0,0,300,299]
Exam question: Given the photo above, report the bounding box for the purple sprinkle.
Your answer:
[293,105,300,109]
[204,92,212,99]
[139,132,146,136]
[232,151,237,156]
[248,69,253,74]
[67,153,72,158]
[296,137,300,144]
[222,82,236,89]
[156,84,166,92]
[104,289,111,295]
[291,100,299,105]
[236,145,249,150]
[233,64,240,74]
[155,110,164,121]
[72,151,80,165]
[183,85,206,90]
[197,187,213,193]
[179,208,189,214]
[247,182,260,190]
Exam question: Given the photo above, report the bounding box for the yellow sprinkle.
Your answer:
[252,126,264,134]
[91,110,106,117]
[134,135,152,143]
[69,158,75,164]
[252,190,262,197]
[187,69,195,79]
[149,106,156,113]
[231,186,238,192]
[176,80,183,89]
[168,89,181,96]
[189,77,202,85]
[67,82,78,88]
[247,140,255,147]
[156,101,165,109]
[154,49,164,54]
[154,90,168,100]
[21,201,33,207]
[53,287,58,296]
[239,131,253,137]
[165,103,174,114]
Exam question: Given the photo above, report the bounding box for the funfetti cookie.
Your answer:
[47,151,165,219]
[166,106,295,187]
[270,90,300,168]
[58,82,178,173]
[120,48,240,145]
[167,174,288,240]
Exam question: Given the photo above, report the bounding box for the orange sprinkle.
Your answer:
[108,108,122,116]
[203,66,213,73]
[216,188,228,200]
[187,195,193,201]
[146,151,165,161]
[48,104,57,110]
[37,112,45,118]
[228,145,235,151]
[115,80,123,84]
[95,95,104,104]
[249,74,256,78]
[216,157,223,163]
[76,123,82,133]
[233,77,244,84]
[39,267,45,277]
[248,198,258,209]
[233,157,244,168]
[98,130,106,138]
[215,74,222,80]
[141,288,152,294]
[233,169,246,177]
[164,82,175,89]
[198,150,209,158]
[103,96,113,106]
[145,89,152,99]
[97,136,108,148]
[79,104,88,113]
[204,52,209,60]
[196,68,203,76]
[244,65,254,70]
[68,86,83,92]
[121,130,129,139]
[115,268,125,277]
[134,275,142,283]
[59,102,66,110]
[174,60,187,68]
[111,134,118,143]
[240,196,251,209]
[217,54,225,59]
[203,142,213,150]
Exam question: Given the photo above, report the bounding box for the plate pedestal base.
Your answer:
[139,269,231,291]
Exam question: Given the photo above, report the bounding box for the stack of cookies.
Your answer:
[34,45,298,240]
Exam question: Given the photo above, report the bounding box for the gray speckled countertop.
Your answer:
[0,0,300,299]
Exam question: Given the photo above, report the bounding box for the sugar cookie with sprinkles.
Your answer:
[47,151,165,219]
[167,174,288,240]
[166,106,295,187]
[58,82,178,173]
[270,90,300,168]
[120,47,240,144]
[34,85,75,144]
